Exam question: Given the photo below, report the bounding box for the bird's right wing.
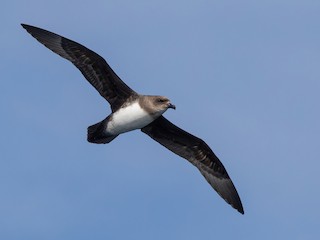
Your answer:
[22,24,137,112]
[141,116,244,214]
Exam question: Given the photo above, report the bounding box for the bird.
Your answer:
[21,23,244,214]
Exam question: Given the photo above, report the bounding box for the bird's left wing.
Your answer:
[141,116,244,214]
[21,24,137,112]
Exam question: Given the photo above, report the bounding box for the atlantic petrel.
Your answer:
[22,24,244,214]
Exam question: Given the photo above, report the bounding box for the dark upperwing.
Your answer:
[21,24,137,112]
[142,116,244,214]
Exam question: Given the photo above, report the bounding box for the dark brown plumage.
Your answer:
[22,23,244,214]
[21,24,137,112]
[142,116,244,214]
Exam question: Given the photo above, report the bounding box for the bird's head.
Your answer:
[141,95,176,118]
[153,96,176,111]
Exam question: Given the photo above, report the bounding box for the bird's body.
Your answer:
[106,101,154,135]
[22,24,244,214]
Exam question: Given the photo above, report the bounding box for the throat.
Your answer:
[106,102,155,135]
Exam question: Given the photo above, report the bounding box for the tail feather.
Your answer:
[87,120,118,144]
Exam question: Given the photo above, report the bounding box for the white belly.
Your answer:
[106,102,154,135]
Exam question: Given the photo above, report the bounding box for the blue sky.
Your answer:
[1,0,320,239]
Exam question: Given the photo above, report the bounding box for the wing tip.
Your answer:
[21,23,41,37]
[235,203,245,215]
[227,186,245,215]
[229,189,244,214]
[207,172,245,215]
[224,193,244,214]
[21,23,32,31]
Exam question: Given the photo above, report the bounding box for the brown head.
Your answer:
[139,95,176,117]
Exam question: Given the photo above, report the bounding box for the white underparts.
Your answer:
[106,102,155,135]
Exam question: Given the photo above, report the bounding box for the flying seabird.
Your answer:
[21,24,244,214]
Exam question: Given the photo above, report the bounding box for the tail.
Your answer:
[87,120,118,144]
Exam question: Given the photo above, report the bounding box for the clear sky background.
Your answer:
[1,0,320,239]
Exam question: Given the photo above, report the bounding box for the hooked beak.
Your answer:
[168,103,176,110]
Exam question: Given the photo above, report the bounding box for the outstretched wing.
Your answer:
[142,116,244,214]
[22,24,137,112]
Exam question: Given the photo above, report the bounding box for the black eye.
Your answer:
[157,98,165,103]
